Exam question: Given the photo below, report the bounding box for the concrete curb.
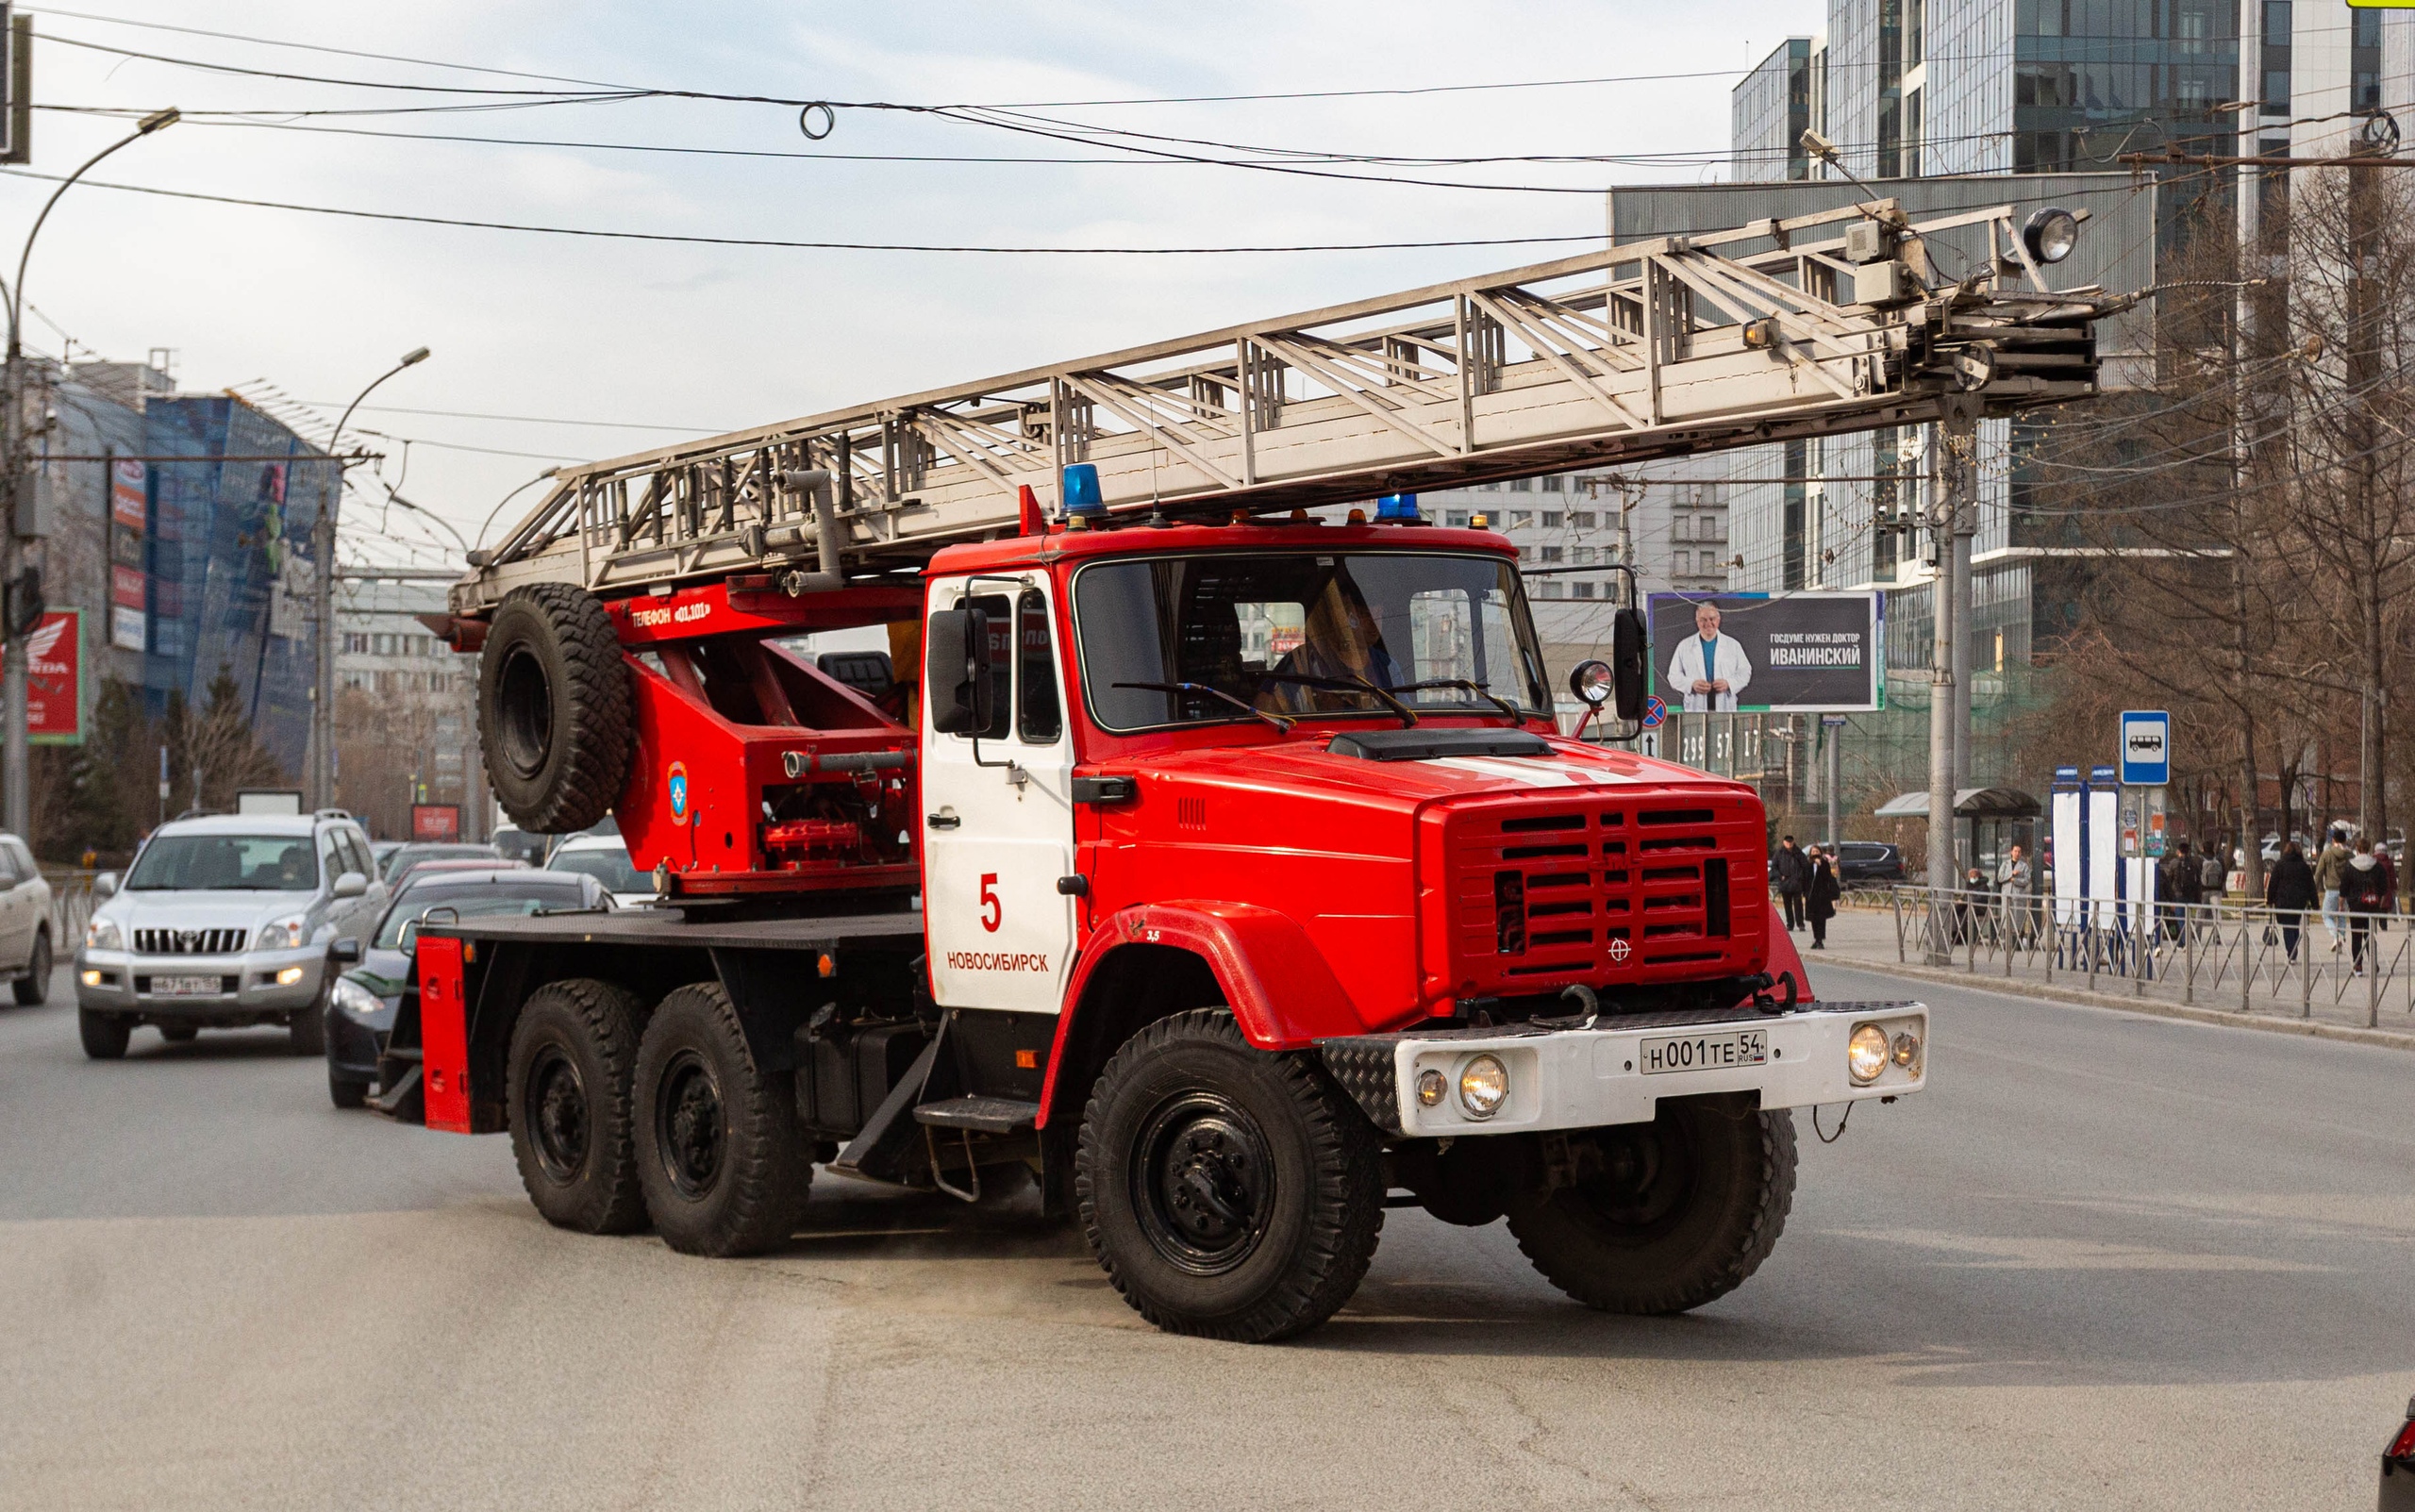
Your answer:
[1812,952,2415,1055]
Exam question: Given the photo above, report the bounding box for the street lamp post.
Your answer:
[0,107,177,839]
[313,346,430,811]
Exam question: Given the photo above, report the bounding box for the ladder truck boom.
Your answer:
[388,198,2105,1341]
[453,199,2113,617]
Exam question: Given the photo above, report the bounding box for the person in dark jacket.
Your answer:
[2341,837,2391,975]
[2265,839,2317,962]
[1806,845,1841,951]
[1774,836,1809,931]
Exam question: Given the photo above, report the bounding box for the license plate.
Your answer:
[150,974,222,997]
[1639,1028,1768,1074]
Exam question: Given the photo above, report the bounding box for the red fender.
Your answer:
[1039,902,1364,1127]
[1757,900,1817,1005]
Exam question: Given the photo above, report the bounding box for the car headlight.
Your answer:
[84,918,123,951]
[331,976,387,1022]
[1457,1054,1509,1119]
[258,916,308,951]
[1848,1024,1891,1084]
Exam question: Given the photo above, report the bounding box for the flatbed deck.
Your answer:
[421,907,924,951]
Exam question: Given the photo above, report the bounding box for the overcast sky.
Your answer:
[2,1,1818,568]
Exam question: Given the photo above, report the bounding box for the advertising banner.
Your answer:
[109,457,146,530]
[22,607,78,743]
[410,804,461,841]
[1647,591,1883,713]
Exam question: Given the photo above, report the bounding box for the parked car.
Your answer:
[325,866,609,1108]
[372,839,406,871]
[490,825,548,866]
[0,831,55,1005]
[75,811,387,1057]
[382,841,503,888]
[544,832,653,908]
[1831,840,1907,884]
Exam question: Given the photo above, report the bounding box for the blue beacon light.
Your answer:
[1061,462,1106,522]
[1373,492,1420,522]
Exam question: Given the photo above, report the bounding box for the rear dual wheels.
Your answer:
[507,978,650,1235]
[1507,1102,1797,1316]
[1076,1009,1385,1343]
[634,983,813,1257]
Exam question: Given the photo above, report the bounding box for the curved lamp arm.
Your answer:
[9,108,179,361]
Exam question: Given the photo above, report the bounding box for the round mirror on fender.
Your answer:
[1569,659,1614,707]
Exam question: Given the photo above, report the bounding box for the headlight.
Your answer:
[1416,1068,1446,1108]
[331,977,387,1021]
[84,918,123,950]
[1848,1024,1891,1084]
[258,916,308,950]
[1457,1054,1509,1119]
[1891,1030,1924,1076]
[2023,206,2079,265]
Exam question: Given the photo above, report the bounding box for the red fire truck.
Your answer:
[387,201,2107,1339]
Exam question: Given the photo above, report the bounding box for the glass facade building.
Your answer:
[1733,39,1815,181]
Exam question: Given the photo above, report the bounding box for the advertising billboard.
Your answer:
[1647,591,1883,714]
[22,607,79,743]
[411,804,461,841]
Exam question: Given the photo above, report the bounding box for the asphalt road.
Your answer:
[2,960,2409,1511]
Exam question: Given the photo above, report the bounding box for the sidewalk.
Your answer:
[1796,903,2415,1053]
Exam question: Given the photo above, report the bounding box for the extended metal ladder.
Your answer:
[453,198,2114,616]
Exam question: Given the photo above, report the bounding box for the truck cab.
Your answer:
[408,513,1925,1342]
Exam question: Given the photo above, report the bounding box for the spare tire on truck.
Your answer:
[478,583,633,834]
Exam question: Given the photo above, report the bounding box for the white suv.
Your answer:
[75,811,388,1058]
[0,832,56,1006]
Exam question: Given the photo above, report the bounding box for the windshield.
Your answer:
[1075,552,1546,731]
[375,882,592,949]
[126,834,319,892]
[548,844,646,893]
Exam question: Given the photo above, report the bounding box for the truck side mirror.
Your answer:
[1610,606,1649,723]
[924,606,992,735]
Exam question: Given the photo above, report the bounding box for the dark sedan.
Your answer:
[1832,841,1907,884]
[324,868,609,1109]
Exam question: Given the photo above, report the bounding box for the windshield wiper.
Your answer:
[1113,681,1296,734]
[1392,678,1524,723]
[1257,672,1419,728]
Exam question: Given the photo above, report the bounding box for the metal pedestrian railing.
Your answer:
[41,870,98,948]
[1883,884,2412,1030]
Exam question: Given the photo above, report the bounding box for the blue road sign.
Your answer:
[1641,694,1667,728]
[2119,710,2171,786]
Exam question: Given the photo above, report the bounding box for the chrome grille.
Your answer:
[134,927,247,955]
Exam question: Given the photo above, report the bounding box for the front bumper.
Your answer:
[74,947,331,1022]
[1321,1001,1927,1138]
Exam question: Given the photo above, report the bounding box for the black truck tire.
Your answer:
[634,982,812,1257]
[1507,1103,1796,1315]
[478,582,632,835]
[508,977,651,1235]
[1075,1008,1384,1343]
[78,1008,129,1059]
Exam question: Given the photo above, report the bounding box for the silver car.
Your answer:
[75,811,389,1059]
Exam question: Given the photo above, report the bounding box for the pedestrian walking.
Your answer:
[1774,835,1809,931]
[1998,843,2033,945]
[1807,844,1840,952]
[2342,837,2390,976]
[2316,829,2351,949]
[2264,839,2316,962]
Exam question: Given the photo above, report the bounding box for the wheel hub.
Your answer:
[495,644,554,779]
[526,1047,589,1184]
[657,1051,724,1197]
[1133,1095,1274,1275]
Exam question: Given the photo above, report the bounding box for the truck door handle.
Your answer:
[925,813,960,830]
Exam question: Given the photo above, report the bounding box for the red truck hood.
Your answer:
[1114,729,1743,807]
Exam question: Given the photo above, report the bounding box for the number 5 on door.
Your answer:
[980,872,1001,933]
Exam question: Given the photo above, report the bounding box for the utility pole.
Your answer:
[313,347,430,811]
[1926,394,1980,962]
[1,107,177,839]
[1950,429,1974,789]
